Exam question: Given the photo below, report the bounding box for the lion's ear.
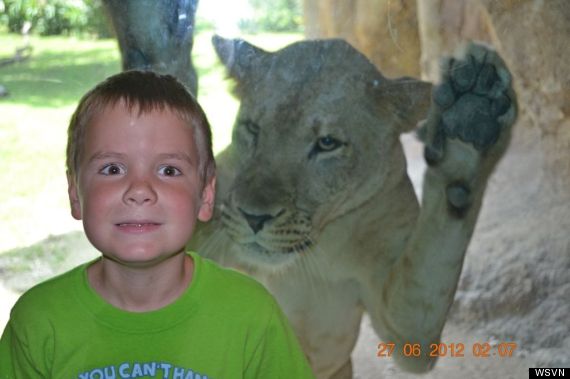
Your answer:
[212,35,269,85]
[375,77,432,133]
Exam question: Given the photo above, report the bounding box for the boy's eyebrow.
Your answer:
[157,152,196,165]
[87,151,127,163]
[86,151,195,165]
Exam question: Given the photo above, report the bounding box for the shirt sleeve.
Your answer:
[0,318,48,379]
[243,299,316,379]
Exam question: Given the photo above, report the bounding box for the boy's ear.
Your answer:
[67,172,82,220]
[198,175,216,222]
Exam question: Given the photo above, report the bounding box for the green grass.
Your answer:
[0,34,122,252]
[0,31,301,254]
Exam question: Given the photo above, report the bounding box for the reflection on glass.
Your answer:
[0,0,567,377]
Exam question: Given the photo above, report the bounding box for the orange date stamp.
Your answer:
[377,342,518,358]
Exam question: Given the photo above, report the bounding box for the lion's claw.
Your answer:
[446,182,471,217]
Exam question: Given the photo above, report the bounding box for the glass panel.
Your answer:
[0,1,567,377]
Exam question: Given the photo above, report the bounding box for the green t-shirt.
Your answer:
[0,252,315,379]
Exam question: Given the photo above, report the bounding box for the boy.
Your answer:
[0,71,315,378]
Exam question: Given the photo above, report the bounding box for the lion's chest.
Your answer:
[261,267,364,376]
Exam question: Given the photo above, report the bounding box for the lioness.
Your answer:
[191,37,516,378]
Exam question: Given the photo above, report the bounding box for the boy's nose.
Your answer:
[123,179,158,205]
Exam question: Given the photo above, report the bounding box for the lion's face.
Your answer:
[211,37,431,270]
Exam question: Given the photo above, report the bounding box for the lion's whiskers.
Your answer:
[293,236,335,303]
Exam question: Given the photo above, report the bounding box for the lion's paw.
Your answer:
[422,42,517,216]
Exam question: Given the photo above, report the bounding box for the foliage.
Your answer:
[194,14,215,34]
[82,0,113,38]
[0,0,111,37]
[0,0,304,36]
[240,0,303,33]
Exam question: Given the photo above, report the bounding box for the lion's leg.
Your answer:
[329,359,352,379]
[366,42,517,372]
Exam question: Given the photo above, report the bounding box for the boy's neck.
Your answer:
[87,253,194,312]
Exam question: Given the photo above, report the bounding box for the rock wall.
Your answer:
[416,0,569,366]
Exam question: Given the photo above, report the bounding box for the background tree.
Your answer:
[0,0,111,37]
[303,0,421,78]
[240,0,303,33]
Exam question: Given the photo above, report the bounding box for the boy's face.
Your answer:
[67,101,215,267]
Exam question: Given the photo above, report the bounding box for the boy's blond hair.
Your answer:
[66,70,215,182]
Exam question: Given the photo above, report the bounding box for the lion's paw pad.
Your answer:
[425,43,516,163]
[423,43,517,217]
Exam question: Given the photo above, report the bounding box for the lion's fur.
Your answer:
[190,37,516,378]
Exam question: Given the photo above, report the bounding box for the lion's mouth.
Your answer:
[242,240,312,256]
[244,242,274,255]
[226,239,313,270]
[219,203,314,269]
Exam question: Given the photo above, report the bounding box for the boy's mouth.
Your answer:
[115,222,162,233]
[117,223,159,227]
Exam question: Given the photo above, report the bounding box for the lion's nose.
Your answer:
[239,209,274,234]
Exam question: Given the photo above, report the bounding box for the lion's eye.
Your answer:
[309,135,345,159]
[316,136,342,152]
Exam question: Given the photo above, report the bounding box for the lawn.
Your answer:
[0,30,301,254]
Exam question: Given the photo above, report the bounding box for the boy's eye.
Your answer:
[99,164,125,175]
[158,165,182,177]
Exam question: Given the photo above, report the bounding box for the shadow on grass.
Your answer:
[0,41,226,108]
[0,231,97,293]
